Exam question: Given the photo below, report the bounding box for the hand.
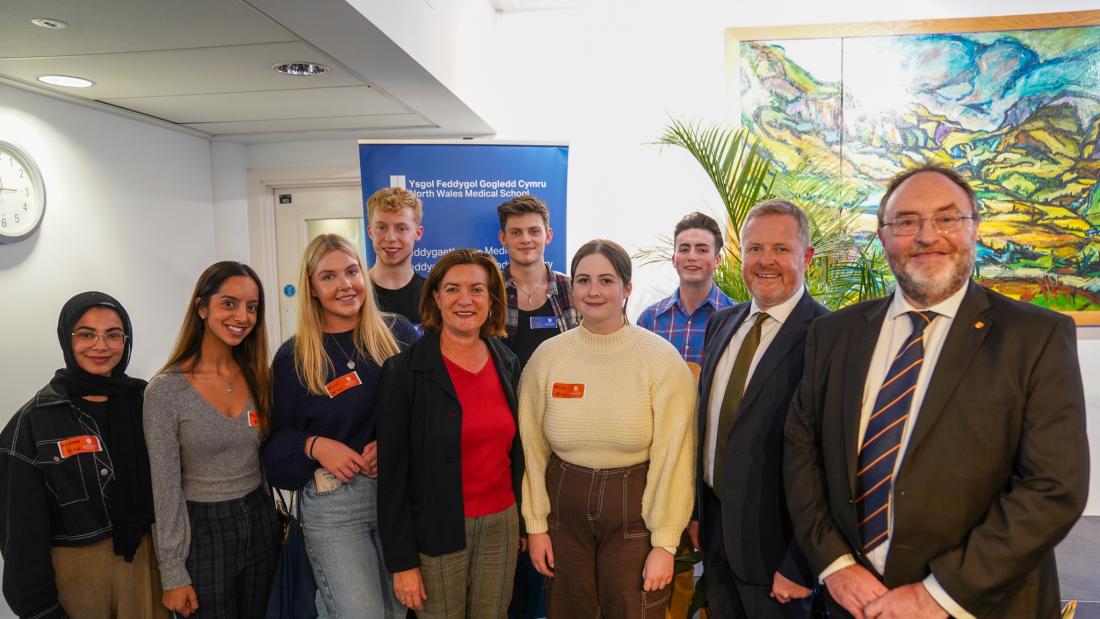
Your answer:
[310,437,368,482]
[687,520,701,551]
[361,441,378,478]
[162,585,199,617]
[864,582,947,619]
[641,547,674,592]
[528,532,555,577]
[824,564,888,619]
[771,571,812,604]
[393,568,428,611]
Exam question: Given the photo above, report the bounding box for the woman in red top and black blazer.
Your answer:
[377,248,524,619]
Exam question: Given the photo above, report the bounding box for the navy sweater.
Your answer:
[263,316,417,490]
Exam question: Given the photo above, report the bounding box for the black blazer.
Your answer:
[784,281,1089,617]
[377,331,524,573]
[696,290,826,587]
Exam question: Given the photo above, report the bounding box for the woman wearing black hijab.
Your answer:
[0,291,167,619]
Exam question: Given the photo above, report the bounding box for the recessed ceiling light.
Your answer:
[37,75,95,88]
[273,62,329,76]
[31,18,69,29]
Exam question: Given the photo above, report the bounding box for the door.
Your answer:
[273,184,365,342]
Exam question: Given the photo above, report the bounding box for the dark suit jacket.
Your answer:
[697,290,827,587]
[377,331,524,573]
[784,281,1089,617]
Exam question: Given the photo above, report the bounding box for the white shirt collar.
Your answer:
[887,281,968,322]
[749,286,805,325]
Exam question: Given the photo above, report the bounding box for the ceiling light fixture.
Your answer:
[273,62,329,77]
[31,18,69,29]
[37,75,95,88]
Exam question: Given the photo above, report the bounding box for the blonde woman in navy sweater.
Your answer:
[263,234,415,619]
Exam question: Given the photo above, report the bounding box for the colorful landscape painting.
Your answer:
[739,24,1100,316]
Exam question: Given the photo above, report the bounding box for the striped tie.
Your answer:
[855,310,935,553]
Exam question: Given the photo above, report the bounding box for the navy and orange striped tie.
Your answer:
[855,310,935,553]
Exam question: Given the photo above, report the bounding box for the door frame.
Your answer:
[247,164,361,353]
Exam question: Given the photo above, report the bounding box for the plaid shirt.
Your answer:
[503,263,580,339]
[635,284,735,364]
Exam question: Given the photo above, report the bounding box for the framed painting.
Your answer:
[729,10,1100,324]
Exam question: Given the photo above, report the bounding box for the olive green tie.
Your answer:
[713,311,770,494]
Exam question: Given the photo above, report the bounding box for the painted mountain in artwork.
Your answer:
[740,28,1100,311]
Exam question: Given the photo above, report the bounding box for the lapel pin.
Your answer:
[974,321,985,329]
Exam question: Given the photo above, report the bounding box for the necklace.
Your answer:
[330,335,356,370]
[225,366,239,392]
[515,281,546,306]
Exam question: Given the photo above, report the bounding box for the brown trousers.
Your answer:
[52,534,169,619]
[545,455,671,619]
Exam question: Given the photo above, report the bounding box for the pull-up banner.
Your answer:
[358,141,569,275]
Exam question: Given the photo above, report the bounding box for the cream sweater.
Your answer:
[519,323,697,550]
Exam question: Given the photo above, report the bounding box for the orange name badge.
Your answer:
[57,435,102,459]
[325,371,362,398]
[247,410,259,428]
[552,383,585,399]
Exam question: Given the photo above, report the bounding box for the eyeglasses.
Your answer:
[880,212,976,236]
[71,330,128,348]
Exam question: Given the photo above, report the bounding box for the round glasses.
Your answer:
[71,330,128,348]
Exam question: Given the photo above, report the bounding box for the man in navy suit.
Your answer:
[784,164,1089,618]
[692,199,827,618]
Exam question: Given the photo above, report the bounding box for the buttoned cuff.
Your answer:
[922,575,976,619]
[818,553,857,583]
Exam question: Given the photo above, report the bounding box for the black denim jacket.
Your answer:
[0,382,118,619]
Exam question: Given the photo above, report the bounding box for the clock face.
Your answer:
[0,141,46,243]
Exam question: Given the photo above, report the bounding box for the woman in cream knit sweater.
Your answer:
[520,239,696,619]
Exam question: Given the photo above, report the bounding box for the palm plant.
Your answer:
[642,119,892,310]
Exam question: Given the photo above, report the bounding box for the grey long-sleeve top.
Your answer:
[143,371,263,589]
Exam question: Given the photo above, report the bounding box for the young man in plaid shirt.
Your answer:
[637,211,734,370]
[497,194,580,369]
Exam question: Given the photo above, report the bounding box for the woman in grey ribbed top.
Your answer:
[143,262,280,619]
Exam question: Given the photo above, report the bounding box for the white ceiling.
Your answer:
[0,0,495,142]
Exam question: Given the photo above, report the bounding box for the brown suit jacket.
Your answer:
[784,281,1089,617]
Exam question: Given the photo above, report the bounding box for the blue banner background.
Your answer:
[358,142,569,275]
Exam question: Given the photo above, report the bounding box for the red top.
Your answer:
[443,354,516,517]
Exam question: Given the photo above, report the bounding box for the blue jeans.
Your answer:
[300,473,404,619]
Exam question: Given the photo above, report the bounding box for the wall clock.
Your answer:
[0,140,46,243]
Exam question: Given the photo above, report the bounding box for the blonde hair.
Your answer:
[366,187,423,225]
[293,235,401,395]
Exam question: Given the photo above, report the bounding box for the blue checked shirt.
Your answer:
[636,284,735,365]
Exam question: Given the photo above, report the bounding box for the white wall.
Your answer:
[0,83,216,415]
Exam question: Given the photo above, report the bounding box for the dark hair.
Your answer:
[570,239,632,286]
[674,211,724,253]
[161,261,272,435]
[878,163,980,223]
[497,194,550,231]
[419,249,508,338]
[741,199,811,249]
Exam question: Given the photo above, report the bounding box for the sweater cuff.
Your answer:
[159,562,192,590]
[524,516,548,535]
[650,527,683,550]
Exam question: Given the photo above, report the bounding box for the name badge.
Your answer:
[247,410,259,428]
[552,383,585,399]
[325,371,362,398]
[530,316,557,329]
[58,435,102,459]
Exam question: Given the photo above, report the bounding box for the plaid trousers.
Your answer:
[185,484,282,619]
